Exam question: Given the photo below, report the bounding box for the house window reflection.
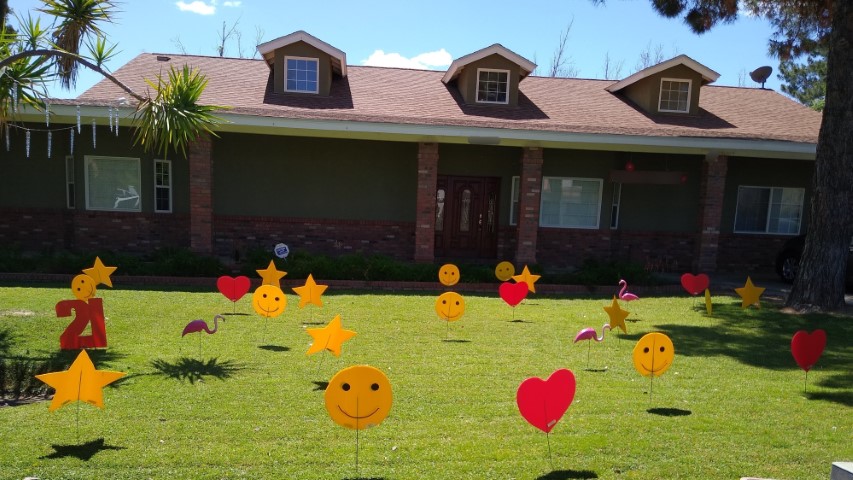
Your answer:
[460,189,471,232]
[436,188,445,232]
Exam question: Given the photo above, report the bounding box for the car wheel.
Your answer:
[777,252,799,283]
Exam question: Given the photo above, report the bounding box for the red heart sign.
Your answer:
[791,329,826,372]
[680,273,710,296]
[499,281,528,307]
[516,369,576,433]
[217,275,251,303]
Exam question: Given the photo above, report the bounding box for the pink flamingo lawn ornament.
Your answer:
[182,314,225,337]
[574,324,611,367]
[182,314,225,357]
[618,279,639,302]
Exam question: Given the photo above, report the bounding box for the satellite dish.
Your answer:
[749,66,773,88]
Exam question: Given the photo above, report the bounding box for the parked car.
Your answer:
[775,235,853,283]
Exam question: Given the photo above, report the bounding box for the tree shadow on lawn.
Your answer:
[151,357,243,384]
[536,470,598,479]
[0,327,14,356]
[40,437,125,461]
[631,302,852,406]
[258,345,290,352]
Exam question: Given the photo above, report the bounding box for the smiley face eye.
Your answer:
[371,383,379,391]
[262,293,268,298]
[455,301,460,305]
[274,297,280,301]
[442,300,447,305]
[659,346,665,352]
[341,383,350,391]
[643,347,650,353]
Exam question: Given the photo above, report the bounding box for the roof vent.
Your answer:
[156,55,171,62]
[749,66,772,88]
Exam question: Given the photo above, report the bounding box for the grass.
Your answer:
[0,283,850,479]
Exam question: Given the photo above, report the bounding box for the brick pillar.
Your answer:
[695,154,728,272]
[414,142,439,263]
[515,147,544,265]
[189,133,213,254]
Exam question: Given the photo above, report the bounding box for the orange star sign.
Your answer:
[256,260,287,287]
[292,274,328,308]
[35,350,125,412]
[306,315,356,357]
[603,295,629,334]
[735,276,765,309]
[82,256,117,288]
[512,266,541,293]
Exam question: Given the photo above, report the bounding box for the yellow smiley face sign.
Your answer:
[325,365,392,430]
[435,292,465,322]
[438,264,460,286]
[71,274,97,302]
[251,285,287,318]
[633,333,674,377]
[495,261,515,282]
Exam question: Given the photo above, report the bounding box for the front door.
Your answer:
[435,175,499,259]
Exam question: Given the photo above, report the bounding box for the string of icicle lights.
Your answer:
[4,96,125,158]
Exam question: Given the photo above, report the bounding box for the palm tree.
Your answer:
[0,0,222,157]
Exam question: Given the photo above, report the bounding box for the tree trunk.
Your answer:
[785,1,853,311]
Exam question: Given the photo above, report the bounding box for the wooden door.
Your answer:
[435,175,499,259]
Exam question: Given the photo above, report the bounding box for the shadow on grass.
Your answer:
[301,321,327,326]
[258,345,290,352]
[442,339,471,343]
[151,357,243,384]
[342,477,385,480]
[583,368,608,373]
[536,470,598,479]
[220,312,250,316]
[313,381,329,391]
[621,302,853,407]
[0,327,14,356]
[508,319,532,323]
[647,407,692,417]
[40,438,125,460]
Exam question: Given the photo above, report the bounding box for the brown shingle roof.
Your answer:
[78,53,820,144]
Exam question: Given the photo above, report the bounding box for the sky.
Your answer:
[9,0,787,100]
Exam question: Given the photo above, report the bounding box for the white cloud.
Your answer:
[176,1,216,15]
[361,48,452,70]
[223,1,242,6]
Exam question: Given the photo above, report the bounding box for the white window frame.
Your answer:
[610,182,622,229]
[539,176,603,229]
[284,56,319,94]
[658,77,692,113]
[475,68,510,105]
[84,155,141,212]
[509,175,520,226]
[154,159,173,213]
[65,155,75,209]
[733,185,804,235]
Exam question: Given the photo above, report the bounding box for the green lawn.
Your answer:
[0,284,850,479]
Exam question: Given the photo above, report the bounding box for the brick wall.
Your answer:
[716,233,789,273]
[0,208,189,254]
[189,134,213,254]
[214,215,416,262]
[695,155,728,271]
[414,143,438,263]
[516,147,543,264]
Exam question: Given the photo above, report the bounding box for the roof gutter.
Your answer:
[26,104,817,161]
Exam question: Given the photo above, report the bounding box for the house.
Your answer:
[0,31,822,274]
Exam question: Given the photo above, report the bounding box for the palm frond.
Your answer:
[133,65,226,158]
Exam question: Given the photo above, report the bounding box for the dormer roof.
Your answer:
[606,54,719,93]
[441,43,536,84]
[257,30,347,77]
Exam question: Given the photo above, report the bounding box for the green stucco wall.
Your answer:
[721,157,814,234]
[212,133,417,221]
[0,123,189,214]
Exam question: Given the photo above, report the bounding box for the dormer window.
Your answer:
[476,68,510,104]
[658,78,691,113]
[285,56,319,93]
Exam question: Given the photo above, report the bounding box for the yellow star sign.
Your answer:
[292,274,328,309]
[35,350,126,412]
[603,295,629,334]
[256,260,287,287]
[735,276,765,309]
[306,315,356,357]
[512,266,541,293]
[82,256,117,288]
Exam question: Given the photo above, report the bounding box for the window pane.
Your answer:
[660,79,690,112]
[154,160,172,212]
[460,189,471,232]
[435,188,445,232]
[510,176,520,225]
[539,177,601,228]
[734,187,770,232]
[86,157,141,211]
[477,70,508,103]
[285,58,319,92]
